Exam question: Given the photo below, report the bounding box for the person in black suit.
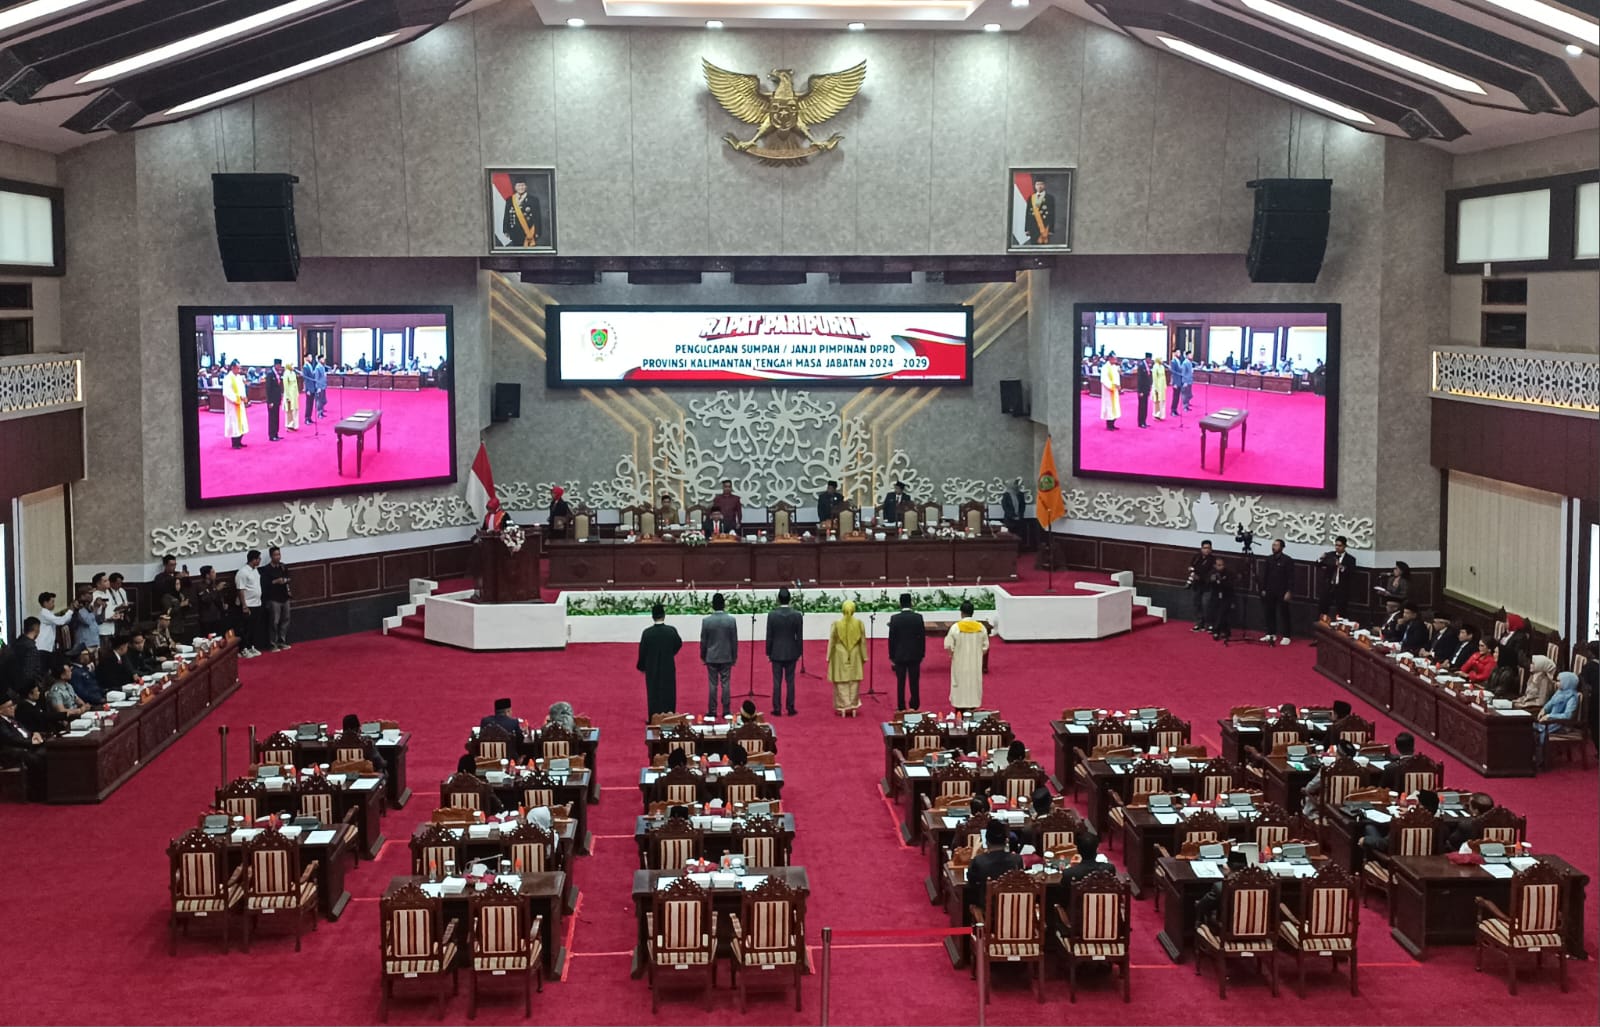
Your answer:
[1384,604,1428,654]
[816,481,844,525]
[479,697,524,743]
[264,359,285,441]
[1135,354,1154,428]
[1187,541,1215,632]
[1377,732,1417,791]
[1,618,43,697]
[1425,616,1457,665]
[1362,788,1439,853]
[96,637,135,693]
[964,820,1023,915]
[1059,829,1110,886]
[881,482,911,526]
[1259,538,1294,645]
[1317,536,1357,619]
[1443,792,1497,850]
[887,593,926,711]
[1444,625,1479,671]
[0,692,47,798]
[1205,557,1234,641]
[765,589,804,716]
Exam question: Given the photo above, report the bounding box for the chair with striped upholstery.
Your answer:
[1053,869,1131,1002]
[662,722,699,758]
[257,733,298,767]
[1152,809,1227,913]
[1396,754,1444,793]
[471,724,513,763]
[536,723,579,762]
[1475,861,1570,994]
[729,722,777,758]
[653,766,705,807]
[729,875,806,1012]
[1316,756,1364,812]
[297,775,360,865]
[1071,722,1127,800]
[647,875,720,1011]
[950,812,993,866]
[971,868,1046,1002]
[216,778,264,823]
[969,716,1013,758]
[924,765,975,815]
[1251,802,1293,854]
[1195,865,1281,998]
[717,766,765,808]
[996,759,1048,805]
[520,768,558,809]
[441,772,494,812]
[500,820,555,874]
[1150,713,1191,752]
[647,817,705,870]
[333,730,379,767]
[167,828,243,955]
[1278,862,1359,996]
[411,822,466,877]
[1266,720,1306,753]
[1361,805,1439,918]
[379,881,460,1021]
[732,814,789,867]
[1476,806,1527,846]
[241,827,319,952]
[467,881,543,1017]
[1328,715,1375,746]
[1034,808,1085,857]
[1195,759,1238,802]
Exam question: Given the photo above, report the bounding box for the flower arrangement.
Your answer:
[679,529,708,548]
[566,586,996,618]
[501,521,527,554]
[928,524,964,540]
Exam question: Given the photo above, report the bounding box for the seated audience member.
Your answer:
[968,794,990,816]
[1059,829,1109,885]
[963,820,1023,914]
[1004,739,1028,764]
[1361,789,1440,854]
[545,701,576,733]
[1426,616,1457,665]
[1,618,43,696]
[44,662,91,718]
[1377,732,1417,790]
[1514,655,1558,711]
[1194,851,1252,925]
[127,632,159,676]
[1459,637,1497,685]
[1329,700,1353,724]
[1443,792,1497,850]
[96,637,135,693]
[1030,787,1053,818]
[1446,625,1479,671]
[341,713,386,773]
[456,742,477,776]
[1534,673,1582,766]
[1497,614,1531,674]
[666,748,690,772]
[727,744,749,768]
[0,692,47,798]
[480,698,524,742]
[1383,604,1428,654]
[1300,739,1358,818]
[70,646,106,706]
[149,614,177,658]
[667,804,691,822]
[70,590,101,652]
[15,679,66,737]
[735,700,761,726]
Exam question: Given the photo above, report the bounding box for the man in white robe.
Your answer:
[1099,352,1122,431]
[944,601,990,711]
[222,360,250,449]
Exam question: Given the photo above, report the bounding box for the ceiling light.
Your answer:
[78,0,336,85]
[0,0,96,34]
[164,34,396,116]
[1478,0,1599,47]
[1567,43,1585,56]
[1011,0,1029,7]
[1241,0,1486,95]
[983,22,1001,31]
[847,21,865,30]
[1158,36,1373,125]
[566,17,585,25]
[706,19,723,28]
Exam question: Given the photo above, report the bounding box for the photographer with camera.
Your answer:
[1260,537,1294,645]
[1205,556,1234,641]
[1317,535,1356,619]
[1186,540,1215,632]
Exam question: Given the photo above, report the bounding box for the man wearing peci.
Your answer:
[1259,538,1294,646]
[816,480,844,525]
[264,359,286,442]
[502,177,542,248]
[1318,535,1357,619]
[700,592,738,720]
[1135,353,1154,428]
[887,593,926,711]
[1099,352,1121,430]
[636,603,682,720]
[766,588,803,716]
[1024,178,1055,245]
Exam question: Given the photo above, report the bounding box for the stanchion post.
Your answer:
[218,725,229,788]
[820,925,833,1027]
[974,922,987,1027]
[248,724,256,766]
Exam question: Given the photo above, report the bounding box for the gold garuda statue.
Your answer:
[703,59,866,165]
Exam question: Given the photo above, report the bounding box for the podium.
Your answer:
[474,529,543,603]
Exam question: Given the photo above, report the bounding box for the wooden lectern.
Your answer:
[473,530,543,603]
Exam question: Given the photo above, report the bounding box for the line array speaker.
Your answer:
[1245,178,1331,284]
[212,173,299,282]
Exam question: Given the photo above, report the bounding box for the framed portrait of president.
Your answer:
[1007,166,1074,253]
[486,167,557,254]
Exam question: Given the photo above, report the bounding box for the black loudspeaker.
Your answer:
[1245,178,1331,284]
[999,379,1023,414]
[212,173,299,282]
[492,382,521,423]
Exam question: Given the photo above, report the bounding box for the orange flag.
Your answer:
[1036,435,1064,529]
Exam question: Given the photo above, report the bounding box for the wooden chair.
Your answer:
[520,768,558,809]
[1053,870,1132,1002]
[647,817,705,870]
[217,778,265,823]
[646,876,720,1011]
[241,827,319,952]
[729,722,777,757]
[1070,721,1128,800]
[971,868,1046,1003]
[661,721,699,758]
[995,759,1047,805]
[718,765,765,807]
[900,506,921,535]
[620,503,657,538]
[685,503,709,531]
[1315,756,1364,811]
[1540,689,1592,770]
[1251,802,1293,853]
[1266,720,1306,752]
[1196,759,1238,801]
[569,505,594,541]
[920,501,944,531]
[378,881,460,1021]
[333,730,380,766]
[1475,862,1570,994]
[921,765,974,815]
[1152,808,1226,912]
[1033,808,1085,856]
[467,881,544,1017]
[441,772,494,812]
[1277,862,1359,996]
[167,828,243,955]
[729,875,806,1011]
[535,723,580,762]
[970,716,1012,757]
[767,500,796,538]
[257,733,299,766]
[1328,714,1375,746]
[500,820,556,874]
[653,766,705,807]
[1477,806,1528,847]
[471,724,514,763]
[959,500,987,535]
[411,822,466,877]
[733,814,790,867]
[1194,865,1280,998]
[835,504,857,536]
[1394,754,1444,793]
[1361,805,1439,918]
[949,812,993,864]
[1149,713,1191,751]
[297,774,360,863]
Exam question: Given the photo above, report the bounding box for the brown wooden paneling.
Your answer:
[432,542,474,579]
[1099,541,1148,578]
[0,409,84,502]
[293,563,329,603]
[327,556,381,597]
[1148,545,1198,583]
[1432,398,1599,504]
[1059,537,1098,569]
[382,549,433,590]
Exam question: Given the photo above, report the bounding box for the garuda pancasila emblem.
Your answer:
[702,59,866,165]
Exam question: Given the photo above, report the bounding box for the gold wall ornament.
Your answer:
[703,59,865,165]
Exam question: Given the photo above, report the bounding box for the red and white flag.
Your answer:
[465,442,497,520]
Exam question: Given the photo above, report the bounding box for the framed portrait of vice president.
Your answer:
[1007,166,1074,253]
[486,167,557,254]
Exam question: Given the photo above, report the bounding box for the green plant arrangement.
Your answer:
[564,586,998,618]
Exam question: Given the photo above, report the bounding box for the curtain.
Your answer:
[1446,471,1561,625]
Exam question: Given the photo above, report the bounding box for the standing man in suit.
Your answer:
[887,593,926,711]
[881,481,911,525]
[700,592,738,720]
[766,588,803,716]
[96,636,135,693]
[264,359,286,442]
[637,603,682,720]
[1024,178,1055,245]
[502,177,542,248]
[1187,540,1214,632]
[1318,535,1357,619]
[816,480,844,526]
[1135,353,1155,428]
[1259,538,1295,646]
[480,698,524,743]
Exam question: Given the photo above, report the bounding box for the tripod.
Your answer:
[1220,541,1269,646]
[861,611,882,702]
[742,606,759,699]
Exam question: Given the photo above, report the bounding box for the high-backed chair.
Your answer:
[297,775,360,863]
[920,502,943,530]
[717,766,765,808]
[471,724,513,762]
[333,730,380,766]
[1266,719,1306,752]
[661,721,699,758]
[241,827,319,952]
[535,723,579,762]
[1196,759,1238,801]
[621,504,657,538]
[258,733,298,766]
[996,760,1047,805]
[379,881,460,1021]
[685,504,709,532]
[1316,756,1365,811]
[1394,754,1444,794]
[835,504,857,536]
[732,814,789,867]
[1328,715,1375,746]
[467,881,544,1017]
[1362,805,1439,918]
[411,822,466,878]
[971,868,1046,1003]
[520,769,558,810]
[767,500,796,538]
[729,875,806,1012]
[1194,865,1280,998]
[1475,862,1570,994]
[167,828,243,955]
[218,778,265,823]
[646,876,720,1011]
[900,507,920,535]
[441,772,494,812]
[970,716,1012,757]
[647,817,704,870]
[1034,808,1085,856]
[1278,862,1359,996]
[1053,870,1132,1002]
[1477,806,1528,847]
[922,765,974,813]
[729,722,777,757]
[1252,802,1293,854]
[653,766,705,807]
[959,500,987,536]
[500,820,556,874]
[568,504,594,541]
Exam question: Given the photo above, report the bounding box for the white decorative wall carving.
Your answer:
[1432,347,1599,415]
[0,354,82,418]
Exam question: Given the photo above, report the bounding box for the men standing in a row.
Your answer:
[766,588,803,716]
[302,353,327,422]
[816,480,845,524]
[637,603,681,720]
[235,549,264,659]
[222,359,250,449]
[262,546,292,652]
[1170,349,1194,414]
[264,359,285,442]
[1136,353,1154,428]
[1099,352,1122,430]
[1187,540,1214,631]
[700,592,738,719]
[1318,536,1356,619]
[1260,538,1294,646]
[887,593,925,711]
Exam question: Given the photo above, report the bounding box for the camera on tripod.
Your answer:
[1234,528,1255,552]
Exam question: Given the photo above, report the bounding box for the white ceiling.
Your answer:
[0,0,1593,154]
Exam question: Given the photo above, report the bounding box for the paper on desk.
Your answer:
[1509,857,1538,872]
[1363,809,1393,824]
[61,729,90,738]
[1169,758,1192,772]
[642,770,661,783]
[350,777,382,790]
[942,816,963,830]
[468,824,493,839]
[1064,724,1088,734]
[903,765,930,778]
[1191,861,1223,879]
[305,829,337,845]
[1494,708,1532,717]
[763,769,779,780]
[998,810,1025,824]
[231,829,262,842]
[498,874,522,889]
[687,873,714,888]
[1481,863,1515,879]
[1289,862,1318,878]
[1153,812,1181,825]
[1109,763,1127,774]
[420,882,444,897]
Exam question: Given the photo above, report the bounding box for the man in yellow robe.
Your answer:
[283,364,300,431]
[1152,356,1168,420]
[944,601,989,711]
[1099,352,1122,431]
[222,360,250,448]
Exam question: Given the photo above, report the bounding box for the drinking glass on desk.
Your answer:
[444,860,456,879]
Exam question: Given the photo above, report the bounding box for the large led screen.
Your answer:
[1073,304,1339,497]
[180,306,456,508]
[546,305,973,387]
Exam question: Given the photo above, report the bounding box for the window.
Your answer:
[1577,181,1598,260]
[0,177,64,276]
[1447,170,1598,274]
[0,317,33,356]
[1456,189,1551,263]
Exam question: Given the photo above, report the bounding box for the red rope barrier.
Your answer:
[825,926,972,940]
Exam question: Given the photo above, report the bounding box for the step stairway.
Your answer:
[382,577,437,643]
[1076,571,1167,632]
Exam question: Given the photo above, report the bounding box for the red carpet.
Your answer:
[1078,385,1327,490]
[3,624,1593,1025]
[197,386,452,501]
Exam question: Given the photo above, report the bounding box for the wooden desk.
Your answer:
[879,720,1011,797]
[1078,757,1207,834]
[1199,409,1248,473]
[1154,857,1310,962]
[1048,718,1167,784]
[629,866,810,978]
[218,824,353,920]
[644,724,774,760]
[1120,807,1263,895]
[46,642,240,803]
[231,775,387,859]
[385,873,567,977]
[897,761,1050,845]
[479,770,593,853]
[408,819,579,912]
[938,864,1079,968]
[920,809,1063,904]
[1389,855,1588,960]
[1314,625,1535,776]
[335,410,382,477]
[633,812,795,868]
[392,373,421,391]
[289,729,413,809]
[1248,753,1370,813]
[636,766,784,811]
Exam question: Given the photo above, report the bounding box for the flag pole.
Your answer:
[1046,531,1055,594]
